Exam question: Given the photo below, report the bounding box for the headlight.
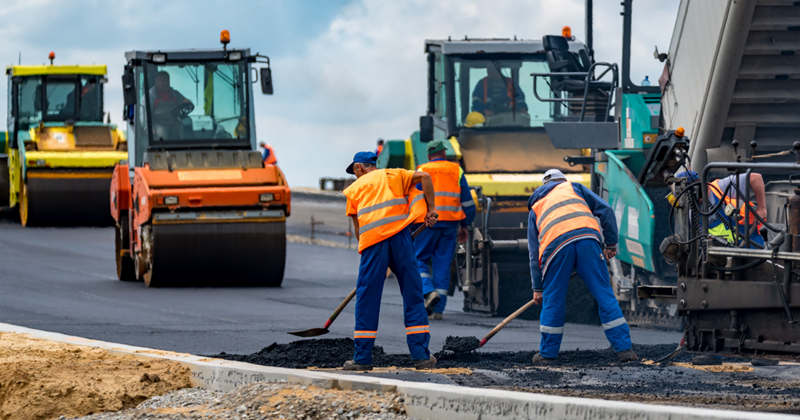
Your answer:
[228,51,242,61]
[152,53,166,63]
[260,193,274,203]
[164,196,178,205]
[36,159,45,166]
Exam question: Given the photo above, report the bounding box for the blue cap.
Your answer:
[346,151,378,175]
[675,170,699,181]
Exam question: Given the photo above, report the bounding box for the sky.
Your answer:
[0,0,680,187]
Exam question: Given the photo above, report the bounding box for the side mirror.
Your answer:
[121,68,136,107]
[260,68,273,95]
[419,116,434,143]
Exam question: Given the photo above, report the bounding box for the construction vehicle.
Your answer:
[3,54,127,226]
[111,31,290,287]
[377,33,604,320]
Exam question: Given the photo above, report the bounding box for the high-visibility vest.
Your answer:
[343,169,427,253]
[415,160,466,223]
[264,144,277,165]
[531,182,600,263]
[709,179,763,229]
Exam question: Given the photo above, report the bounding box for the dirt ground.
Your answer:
[0,333,191,420]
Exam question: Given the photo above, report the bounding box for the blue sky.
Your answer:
[0,0,679,187]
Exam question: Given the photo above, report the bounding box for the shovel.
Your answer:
[445,299,537,352]
[288,223,429,338]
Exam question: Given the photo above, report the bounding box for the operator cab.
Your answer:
[122,44,273,169]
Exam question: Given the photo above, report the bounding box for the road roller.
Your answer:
[111,32,290,287]
[2,54,127,226]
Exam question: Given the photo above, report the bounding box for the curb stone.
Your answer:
[0,323,793,420]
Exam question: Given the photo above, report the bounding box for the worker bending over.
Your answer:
[528,169,636,364]
[259,142,277,165]
[342,151,439,371]
[414,140,476,319]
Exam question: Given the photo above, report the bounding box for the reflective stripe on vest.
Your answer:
[416,160,466,222]
[343,169,427,253]
[531,182,600,262]
[709,179,762,228]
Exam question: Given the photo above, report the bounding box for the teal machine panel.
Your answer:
[620,93,660,150]
[596,150,656,271]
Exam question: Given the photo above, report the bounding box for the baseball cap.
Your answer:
[427,140,447,154]
[543,169,567,184]
[346,151,378,175]
[675,170,699,181]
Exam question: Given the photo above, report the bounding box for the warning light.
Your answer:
[562,26,572,39]
[675,127,685,137]
[220,30,230,46]
[48,51,55,65]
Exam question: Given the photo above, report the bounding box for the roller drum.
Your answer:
[144,221,286,287]
[25,173,115,226]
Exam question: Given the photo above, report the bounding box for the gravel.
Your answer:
[69,382,414,420]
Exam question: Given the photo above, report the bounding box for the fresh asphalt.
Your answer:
[0,199,679,356]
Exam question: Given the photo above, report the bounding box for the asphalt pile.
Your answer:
[72,382,412,420]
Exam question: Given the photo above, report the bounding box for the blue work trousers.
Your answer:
[414,225,458,313]
[354,228,431,365]
[539,239,631,358]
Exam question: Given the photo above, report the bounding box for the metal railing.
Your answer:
[530,62,619,123]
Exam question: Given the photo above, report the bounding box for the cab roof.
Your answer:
[425,38,584,55]
[125,48,252,62]
[6,64,107,77]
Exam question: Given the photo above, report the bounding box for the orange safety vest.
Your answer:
[415,160,465,222]
[343,169,427,253]
[531,182,600,263]
[264,144,277,165]
[709,179,763,227]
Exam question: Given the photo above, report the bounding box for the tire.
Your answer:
[115,214,137,281]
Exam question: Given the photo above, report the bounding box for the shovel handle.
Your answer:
[324,287,357,329]
[479,298,537,347]
[412,224,426,238]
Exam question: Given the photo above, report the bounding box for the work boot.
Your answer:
[617,349,638,363]
[423,291,441,315]
[531,353,558,365]
[692,355,722,366]
[343,360,373,371]
[751,358,779,367]
[430,312,443,321]
[414,355,437,370]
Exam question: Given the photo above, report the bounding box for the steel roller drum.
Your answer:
[25,173,115,226]
[145,221,286,287]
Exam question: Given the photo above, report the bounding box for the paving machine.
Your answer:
[3,56,127,226]
[111,32,290,287]
[378,34,608,321]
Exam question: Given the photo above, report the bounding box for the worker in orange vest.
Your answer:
[528,169,636,364]
[342,151,439,371]
[375,138,385,156]
[259,142,277,165]
[414,140,476,320]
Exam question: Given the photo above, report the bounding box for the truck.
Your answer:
[111,31,291,287]
[3,56,128,226]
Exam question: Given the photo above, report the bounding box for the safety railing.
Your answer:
[530,62,619,123]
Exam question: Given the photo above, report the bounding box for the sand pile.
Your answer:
[0,332,191,420]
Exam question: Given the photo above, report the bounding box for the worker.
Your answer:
[414,140,476,319]
[471,64,528,117]
[376,138,385,156]
[149,71,193,139]
[528,169,637,364]
[259,142,277,165]
[341,151,439,371]
[677,171,766,248]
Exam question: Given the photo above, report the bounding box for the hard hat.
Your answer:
[465,111,486,128]
[543,169,567,184]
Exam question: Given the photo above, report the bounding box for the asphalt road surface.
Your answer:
[0,199,679,357]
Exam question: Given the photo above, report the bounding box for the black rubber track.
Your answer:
[146,221,286,287]
[26,173,115,226]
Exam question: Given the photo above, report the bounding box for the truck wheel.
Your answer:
[115,214,137,281]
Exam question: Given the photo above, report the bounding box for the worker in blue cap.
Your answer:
[414,140,476,319]
[341,151,439,371]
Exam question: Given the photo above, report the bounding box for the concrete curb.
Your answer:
[292,188,347,203]
[0,322,793,420]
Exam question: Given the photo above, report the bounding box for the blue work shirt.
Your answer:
[527,181,618,291]
[416,158,476,229]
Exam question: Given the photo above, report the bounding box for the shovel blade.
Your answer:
[287,328,330,338]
